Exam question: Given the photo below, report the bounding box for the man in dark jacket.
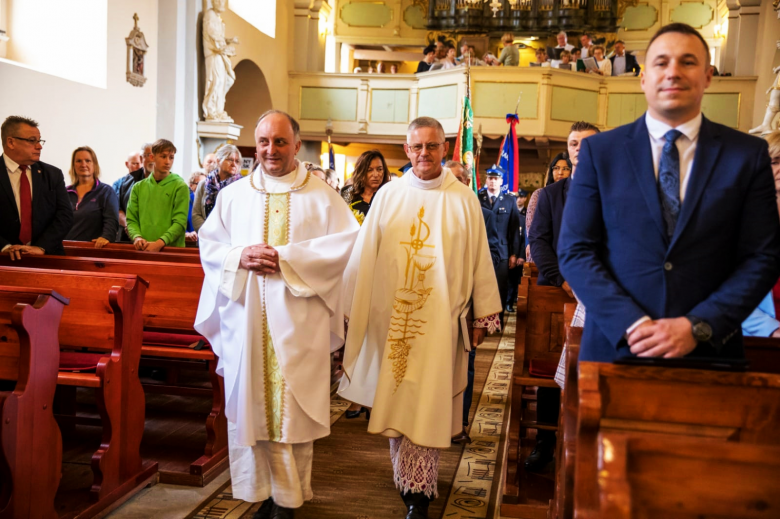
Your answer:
[610,40,641,76]
[1,115,73,259]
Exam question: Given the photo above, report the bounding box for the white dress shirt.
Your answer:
[645,111,702,202]
[3,154,33,218]
[555,43,575,52]
[613,55,626,76]
[625,111,703,335]
[581,46,590,59]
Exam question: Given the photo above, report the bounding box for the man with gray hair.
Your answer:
[555,31,575,53]
[116,142,154,241]
[195,110,359,518]
[340,117,502,517]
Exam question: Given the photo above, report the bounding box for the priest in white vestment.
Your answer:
[195,111,359,518]
[339,117,502,518]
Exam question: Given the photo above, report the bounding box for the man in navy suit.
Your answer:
[450,161,501,444]
[559,24,780,363]
[524,121,599,472]
[1,116,73,259]
[479,165,521,321]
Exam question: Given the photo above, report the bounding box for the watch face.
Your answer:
[694,322,712,341]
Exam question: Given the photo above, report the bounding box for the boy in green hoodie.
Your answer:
[126,139,189,251]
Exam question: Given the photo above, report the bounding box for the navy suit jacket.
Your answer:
[0,156,73,255]
[558,115,780,362]
[482,207,501,267]
[478,190,521,261]
[528,177,569,286]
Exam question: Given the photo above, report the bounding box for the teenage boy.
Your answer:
[126,139,189,251]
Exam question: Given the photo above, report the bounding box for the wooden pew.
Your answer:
[63,246,201,264]
[501,276,574,518]
[0,287,67,519]
[598,432,780,519]
[744,336,780,374]
[574,362,780,518]
[551,307,579,519]
[64,241,200,254]
[0,255,226,486]
[0,267,156,518]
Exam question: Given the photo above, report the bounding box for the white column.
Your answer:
[721,0,741,75]
[734,0,762,77]
[157,0,201,175]
[293,1,312,72]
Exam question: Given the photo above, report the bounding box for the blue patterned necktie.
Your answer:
[658,129,683,240]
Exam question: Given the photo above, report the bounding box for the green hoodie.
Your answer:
[126,173,189,247]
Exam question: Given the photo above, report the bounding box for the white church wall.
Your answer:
[0,0,158,185]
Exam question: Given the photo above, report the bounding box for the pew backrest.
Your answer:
[0,256,203,332]
[598,431,780,519]
[744,336,780,375]
[64,240,200,254]
[0,267,147,353]
[64,246,201,264]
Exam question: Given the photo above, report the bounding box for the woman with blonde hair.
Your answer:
[64,146,119,248]
[498,32,519,67]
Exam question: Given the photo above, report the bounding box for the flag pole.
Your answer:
[475,124,483,191]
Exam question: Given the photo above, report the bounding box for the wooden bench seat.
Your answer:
[0,254,225,486]
[0,267,156,519]
[574,362,780,518]
[598,432,780,519]
[501,275,574,518]
[0,287,67,519]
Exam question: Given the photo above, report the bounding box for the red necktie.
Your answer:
[18,165,32,245]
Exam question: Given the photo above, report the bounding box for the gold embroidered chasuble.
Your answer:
[339,169,503,449]
[264,193,289,441]
[194,162,360,447]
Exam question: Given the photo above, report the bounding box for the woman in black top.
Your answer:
[341,149,390,226]
[64,146,119,248]
[341,149,390,419]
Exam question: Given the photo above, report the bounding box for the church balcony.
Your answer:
[289,68,757,144]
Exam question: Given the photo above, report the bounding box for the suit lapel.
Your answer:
[670,117,722,248]
[625,116,667,242]
[0,155,16,207]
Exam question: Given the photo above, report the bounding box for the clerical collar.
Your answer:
[407,168,448,190]
[250,161,311,194]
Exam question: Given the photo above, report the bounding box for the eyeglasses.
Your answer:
[552,166,572,172]
[11,136,45,146]
[407,142,444,153]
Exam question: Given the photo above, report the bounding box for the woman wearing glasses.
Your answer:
[192,144,242,232]
[524,152,572,262]
[341,149,390,227]
[64,146,119,248]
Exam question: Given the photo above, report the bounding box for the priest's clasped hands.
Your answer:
[240,243,280,274]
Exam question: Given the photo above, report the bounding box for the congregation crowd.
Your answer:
[411,30,642,76]
[2,21,780,519]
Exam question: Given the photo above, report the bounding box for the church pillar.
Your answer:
[721,0,741,75]
[157,0,201,175]
[293,0,313,72]
[734,0,762,76]
[308,1,324,72]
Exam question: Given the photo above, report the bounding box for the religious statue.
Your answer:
[202,0,239,122]
[125,13,149,87]
[749,40,780,136]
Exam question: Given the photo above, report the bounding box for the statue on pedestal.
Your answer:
[750,40,780,136]
[202,0,239,122]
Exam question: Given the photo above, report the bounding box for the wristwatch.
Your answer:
[686,316,713,342]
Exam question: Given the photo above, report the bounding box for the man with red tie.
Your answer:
[1,116,73,260]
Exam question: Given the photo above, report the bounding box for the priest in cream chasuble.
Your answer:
[195,112,359,514]
[339,117,502,514]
